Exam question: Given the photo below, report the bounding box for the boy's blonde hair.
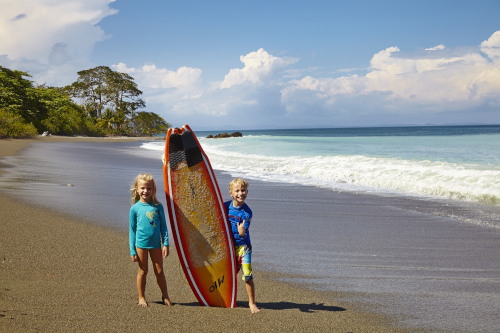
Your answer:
[131,173,159,205]
[229,178,249,192]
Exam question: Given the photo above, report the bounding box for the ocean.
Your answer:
[140,125,500,228]
[1,125,499,332]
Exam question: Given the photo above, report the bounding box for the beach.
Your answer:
[1,136,499,332]
[0,137,406,333]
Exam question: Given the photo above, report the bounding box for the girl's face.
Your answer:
[137,180,154,203]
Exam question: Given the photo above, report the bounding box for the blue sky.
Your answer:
[1,0,499,130]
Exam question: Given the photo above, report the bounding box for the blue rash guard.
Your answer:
[224,200,252,247]
[129,201,169,256]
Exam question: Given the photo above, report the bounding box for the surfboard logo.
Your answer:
[209,275,225,293]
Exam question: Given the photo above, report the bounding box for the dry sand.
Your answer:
[0,137,412,332]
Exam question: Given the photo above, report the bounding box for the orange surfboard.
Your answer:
[163,124,237,308]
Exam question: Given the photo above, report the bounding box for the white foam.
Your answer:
[136,135,500,206]
[201,145,500,206]
[140,142,164,151]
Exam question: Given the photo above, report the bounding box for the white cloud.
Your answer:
[281,31,500,117]
[425,44,446,51]
[113,36,500,129]
[112,49,294,127]
[113,63,203,91]
[0,0,117,85]
[481,30,500,62]
[220,48,298,88]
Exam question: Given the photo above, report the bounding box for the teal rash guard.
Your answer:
[129,201,169,256]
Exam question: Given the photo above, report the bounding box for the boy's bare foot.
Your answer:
[162,296,172,306]
[138,298,148,307]
[249,303,260,313]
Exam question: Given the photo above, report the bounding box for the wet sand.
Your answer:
[0,137,407,332]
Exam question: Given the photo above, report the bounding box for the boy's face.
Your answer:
[229,184,247,207]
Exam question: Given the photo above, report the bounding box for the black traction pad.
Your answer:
[182,131,203,167]
[168,130,203,169]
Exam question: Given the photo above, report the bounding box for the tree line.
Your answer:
[0,65,170,138]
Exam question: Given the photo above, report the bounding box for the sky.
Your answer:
[1,0,499,130]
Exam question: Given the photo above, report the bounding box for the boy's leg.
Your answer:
[150,248,172,306]
[135,247,149,307]
[238,245,260,313]
[246,280,260,313]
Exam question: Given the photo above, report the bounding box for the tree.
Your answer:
[131,112,171,136]
[65,66,145,122]
[109,71,145,119]
[37,86,86,135]
[0,66,46,129]
[64,66,114,119]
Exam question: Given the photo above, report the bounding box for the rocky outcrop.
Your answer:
[206,132,243,139]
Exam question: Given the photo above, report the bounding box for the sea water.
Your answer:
[139,125,500,221]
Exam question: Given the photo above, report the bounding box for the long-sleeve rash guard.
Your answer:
[129,201,169,256]
[224,200,252,247]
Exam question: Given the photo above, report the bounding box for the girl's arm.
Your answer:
[159,204,169,248]
[129,206,138,257]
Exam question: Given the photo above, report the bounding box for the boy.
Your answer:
[224,178,260,314]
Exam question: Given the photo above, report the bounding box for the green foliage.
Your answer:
[0,66,45,129]
[0,65,170,138]
[0,109,38,139]
[83,119,106,137]
[37,86,86,135]
[131,112,171,136]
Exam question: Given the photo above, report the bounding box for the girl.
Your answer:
[129,173,172,307]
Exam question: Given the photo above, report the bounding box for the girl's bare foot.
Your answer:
[162,296,172,306]
[138,298,148,307]
[249,303,260,313]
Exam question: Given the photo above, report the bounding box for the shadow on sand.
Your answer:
[174,301,346,313]
[245,301,346,313]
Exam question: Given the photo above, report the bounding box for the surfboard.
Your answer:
[163,124,237,308]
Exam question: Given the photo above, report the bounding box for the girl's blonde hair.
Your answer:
[131,173,159,205]
[229,178,249,192]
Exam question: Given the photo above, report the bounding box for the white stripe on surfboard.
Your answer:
[202,154,237,308]
[167,163,209,306]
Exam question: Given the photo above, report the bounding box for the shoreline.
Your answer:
[0,138,409,332]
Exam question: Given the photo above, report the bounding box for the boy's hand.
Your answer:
[238,220,246,237]
[162,246,169,258]
[131,255,138,262]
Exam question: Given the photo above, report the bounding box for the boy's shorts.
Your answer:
[235,245,253,281]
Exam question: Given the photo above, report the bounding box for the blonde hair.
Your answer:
[131,173,159,205]
[229,178,249,192]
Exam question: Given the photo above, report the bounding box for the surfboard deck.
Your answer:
[163,124,237,308]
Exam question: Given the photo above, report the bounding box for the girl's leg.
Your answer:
[135,247,149,307]
[150,248,172,306]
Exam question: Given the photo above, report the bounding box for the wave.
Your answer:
[139,141,500,206]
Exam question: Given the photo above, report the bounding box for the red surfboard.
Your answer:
[163,124,237,308]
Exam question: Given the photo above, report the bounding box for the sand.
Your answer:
[0,136,413,332]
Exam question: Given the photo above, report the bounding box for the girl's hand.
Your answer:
[131,255,138,262]
[238,220,246,237]
[162,246,169,258]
